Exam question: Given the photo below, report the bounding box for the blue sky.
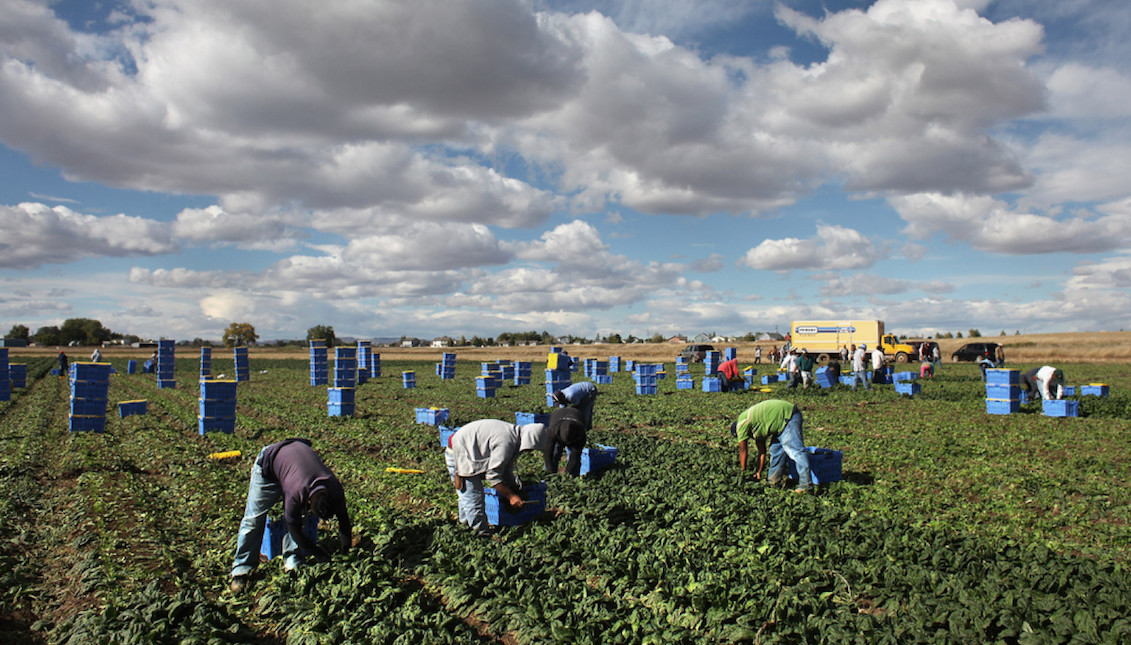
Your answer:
[1,0,1129,342]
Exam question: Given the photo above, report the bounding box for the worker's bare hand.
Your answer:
[507,495,524,509]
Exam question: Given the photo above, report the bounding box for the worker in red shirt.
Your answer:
[717,357,745,392]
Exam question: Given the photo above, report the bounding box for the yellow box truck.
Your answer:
[789,320,916,364]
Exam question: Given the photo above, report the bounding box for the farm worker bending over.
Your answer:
[717,357,744,392]
[851,344,870,391]
[229,438,352,593]
[1020,366,1065,401]
[544,407,587,476]
[551,381,599,430]
[730,400,811,493]
[445,420,550,535]
[920,361,933,379]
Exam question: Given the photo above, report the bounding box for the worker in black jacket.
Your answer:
[229,438,352,593]
[543,406,588,476]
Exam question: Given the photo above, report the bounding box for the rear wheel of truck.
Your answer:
[817,353,830,364]
[894,352,908,364]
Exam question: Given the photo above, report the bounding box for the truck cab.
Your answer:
[880,335,915,364]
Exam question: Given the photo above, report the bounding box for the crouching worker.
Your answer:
[230,438,352,593]
[445,420,550,535]
[730,400,811,493]
[544,406,587,476]
[717,357,745,392]
[551,381,599,430]
[1020,366,1065,401]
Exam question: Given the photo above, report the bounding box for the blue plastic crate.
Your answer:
[439,425,459,447]
[199,399,236,418]
[69,415,106,433]
[200,380,238,400]
[634,375,658,386]
[894,371,917,382]
[1063,386,1074,396]
[676,378,695,390]
[1043,399,1079,417]
[475,388,495,398]
[327,403,355,417]
[126,360,137,374]
[986,398,1020,415]
[515,412,550,426]
[702,377,722,392]
[118,400,147,418]
[198,416,235,434]
[514,377,530,385]
[70,399,108,416]
[894,382,921,397]
[260,515,319,560]
[415,407,450,425]
[986,384,1021,399]
[1081,384,1109,397]
[762,374,779,384]
[569,444,617,476]
[328,387,355,404]
[787,447,843,485]
[594,375,613,385]
[484,482,546,526]
[985,369,1020,385]
[635,385,658,395]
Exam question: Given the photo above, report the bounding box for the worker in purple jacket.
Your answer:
[229,438,352,593]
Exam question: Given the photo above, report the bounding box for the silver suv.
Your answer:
[678,344,715,362]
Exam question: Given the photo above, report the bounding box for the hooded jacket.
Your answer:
[447,420,549,488]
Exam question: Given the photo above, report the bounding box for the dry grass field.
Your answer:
[16,329,1129,364]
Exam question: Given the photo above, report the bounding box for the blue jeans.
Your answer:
[767,410,811,490]
[444,450,489,533]
[851,371,870,391]
[231,449,303,576]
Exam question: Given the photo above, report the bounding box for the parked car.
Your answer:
[678,344,715,362]
[951,342,1000,362]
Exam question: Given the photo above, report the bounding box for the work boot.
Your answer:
[229,575,249,594]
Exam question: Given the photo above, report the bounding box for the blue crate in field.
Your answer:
[415,407,449,425]
[1081,384,1109,397]
[676,377,694,390]
[199,399,235,418]
[986,384,1021,400]
[327,402,355,417]
[1062,386,1074,397]
[439,425,459,447]
[515,412,550,426]
[198,416,235,434]
[260,515,319,560]
[118,400,147,417]
[328,387,355,404]
[1043,399,1079,417]
[485,482,546,526]
[126,360,137,374]
[594,375,613,385]
[476,388,496,398]
[70,399,107,416]
[702,377,722,392]
[787,447,842,485]
[569,444,617,476]
[986,398,1020,415]
[69,415,106,433]
[635,384,657,395]
[894,382,920,397]
[762,374,779,384]
[985,369,1020,385]
[894,371,917,382]
[839,375,856,386]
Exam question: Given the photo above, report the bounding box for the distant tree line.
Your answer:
[5,318,140,346]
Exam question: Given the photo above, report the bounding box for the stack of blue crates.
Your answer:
[545,349,572,407]
[415,407,449,425]
[157,339,176,389]
[200,347,211,380]
[8,362,25,389]
[634,363,659,395]
[625,359,635,372]
[704,351,721,376]
[762,374,779,384]
[476,374,498,398]
[335,347,357,388]
[743,366,758,388]
[484,482,546,526]
[368,352,381,379]
[609,356,621,373]
[516,411,550,426]
[402,371,416,389]
[0,349,9,401]
[126,359,137,374]
[985,369,1021,415]
[118,400,147,418]
[199,379,237,434]
[437,352,457,379]
[498,360,515,383]
[514,361,532,385]
[69,362,111,432]
[724,347,737,361]
[309,340,328,386]
[676,372,694,390]
[587,359,611,384]
[328,387,355,417]
[355,341,370,384]
[814,366,836,389]
[702,376,722,392]
[233,347,250,382]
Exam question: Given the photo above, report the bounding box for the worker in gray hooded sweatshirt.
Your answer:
[445,420,550,535]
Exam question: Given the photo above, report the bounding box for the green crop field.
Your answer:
[3,354,1131,643]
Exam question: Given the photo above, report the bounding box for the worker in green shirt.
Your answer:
[729,399,811,492]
